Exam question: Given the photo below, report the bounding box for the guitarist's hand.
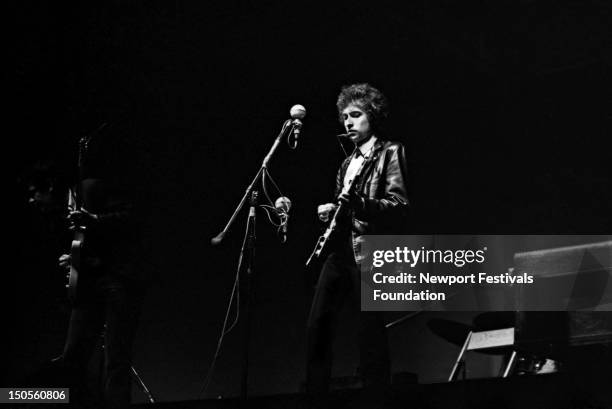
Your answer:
[317,203,337,222]
[67,207,99,230]
[338,191,365,210]
[59,254,71,270]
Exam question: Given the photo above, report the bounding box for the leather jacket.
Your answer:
[334,138,410,237]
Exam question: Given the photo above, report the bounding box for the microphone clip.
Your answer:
[287,120,301,149]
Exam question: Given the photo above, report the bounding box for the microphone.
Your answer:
[275,196,292,243]
[289,104,306,143]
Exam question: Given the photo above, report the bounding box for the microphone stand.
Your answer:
[211,119,290,245]
[211,119,291,400]
[240,191,257,401]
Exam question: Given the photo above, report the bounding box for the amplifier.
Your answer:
[511,241,612,356]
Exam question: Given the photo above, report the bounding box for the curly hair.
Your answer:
[336,83,389,132]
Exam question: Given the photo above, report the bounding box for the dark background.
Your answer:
[10,0,612,404]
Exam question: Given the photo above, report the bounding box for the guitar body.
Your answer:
[66,187,90,303]
[65,131,103,303]
[67,229,85,303]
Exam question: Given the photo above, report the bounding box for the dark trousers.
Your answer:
[57,278,143,409]
[306,247,390,408]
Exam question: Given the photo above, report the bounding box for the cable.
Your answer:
[198,214,252,399]
[199,119,293,397]
[276,213,288,239]
[264,170,284,199]
[287,124,298,149]
[261,168,275,207]
[260,204,282,227]
[262,170,290,240]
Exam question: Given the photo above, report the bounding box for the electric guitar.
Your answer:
[306,153,373,267]
[65,132,95,302]
[66,188,86,303]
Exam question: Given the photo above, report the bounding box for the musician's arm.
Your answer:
[68,179,134,233]
[353,144,409,220]
[317,164,346,222]
[95,201,133,225]
[334,164,344,199]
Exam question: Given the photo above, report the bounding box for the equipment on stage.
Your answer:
[305,151,374,267]
[66,187,85,303]
[289,104,306,148]
[434,240,612,381]
[512,241,612,352]
[427,319,474,349]
[97,324,155,403]
[65,124,105,303]
[427,316,560,381]
[274,196,292,243]
[206,105,305,400]
[64,121,156,403]
[211,104,304,245]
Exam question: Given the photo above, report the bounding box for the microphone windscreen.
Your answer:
[290,104,306,120]
[275,196,292,212]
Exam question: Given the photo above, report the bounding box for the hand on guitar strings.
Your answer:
[317,203,337,223]
[58,253,71,270]
[337,190,365,211]
[67,207,99,230]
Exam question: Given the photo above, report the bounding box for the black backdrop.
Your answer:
[10,0,612,403]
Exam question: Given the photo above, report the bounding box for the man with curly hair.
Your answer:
[306,83,410,408]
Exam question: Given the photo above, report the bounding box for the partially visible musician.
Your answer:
[306,83,410,409]
[54,119,146,409]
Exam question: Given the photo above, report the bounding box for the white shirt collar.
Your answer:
[356,135,377,158]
